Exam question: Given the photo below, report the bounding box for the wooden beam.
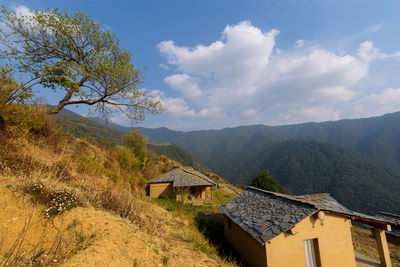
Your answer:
[288,226,298,235]
[374,228,392,267]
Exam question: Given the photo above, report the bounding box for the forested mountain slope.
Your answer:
[57,109,400,214]
[54,109,206,170]
[133,113,400,214]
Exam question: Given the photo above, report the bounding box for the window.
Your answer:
[304,239,321,267]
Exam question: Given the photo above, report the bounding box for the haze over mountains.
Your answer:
[57,109,400,214]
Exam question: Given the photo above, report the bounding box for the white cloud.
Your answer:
[160,97,195,117]
[294,39,305,48]
[354,88,400,117]
[155,21,400,129]
[282,107,340,124]
[363,24,383,34]
[164,73,202,98]
[316,86,356,101]
[358,41,400,62]
[242,109,258,117]
[159,64,170,70]
[14,5,34,18]
[159,21,278,83]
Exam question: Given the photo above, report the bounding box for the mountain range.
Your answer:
[55,109,400,214]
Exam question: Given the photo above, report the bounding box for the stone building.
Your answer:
[147,166,216,204]
[219,186,394,267]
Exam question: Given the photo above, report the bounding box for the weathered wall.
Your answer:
[205,186,212,201]
[223,215,267,267]
[266,212,356,267]
[149,183,173,198]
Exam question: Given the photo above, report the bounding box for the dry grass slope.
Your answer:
[0,105,236,266]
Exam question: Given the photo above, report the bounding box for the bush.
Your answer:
[113,146,141,171]
[122,130,148,159]
[251,170,282,192]
[23,180,82,217]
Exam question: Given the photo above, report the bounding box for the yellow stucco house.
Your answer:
[147,166,216,204]
[219,186,394,267]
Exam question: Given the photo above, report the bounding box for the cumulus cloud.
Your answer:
[159,21,278,83]
[354,88,400,117]
[294,39,305,48]
[155,21,400,129]
[164,74,202,98]
[358,41,400,62]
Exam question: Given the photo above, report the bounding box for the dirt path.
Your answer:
[221,183,240,196]
[355,251,381,267]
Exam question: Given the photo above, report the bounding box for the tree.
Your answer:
[122,129,148,159]
[250,170,282,192]
[0,6,163,121]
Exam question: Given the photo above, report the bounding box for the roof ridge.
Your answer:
[246,186,317,209]
[179,166,216,185]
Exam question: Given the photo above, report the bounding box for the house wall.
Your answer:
[266,212,356,267]
[149,183,174,198]
[223,215,267,267]
[205,186,211,201]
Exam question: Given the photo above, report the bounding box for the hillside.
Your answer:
[129,113,400,215]
[258,140,400,214]
[0,105,236,266]
[55,109,207,171]
[147,142,210,172]
[55,109,400,214]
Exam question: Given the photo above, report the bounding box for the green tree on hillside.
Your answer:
[123,130,148,159]
[251,170,282,192]
[0,6,163,122]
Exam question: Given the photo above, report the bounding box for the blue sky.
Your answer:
[3,0,400,130]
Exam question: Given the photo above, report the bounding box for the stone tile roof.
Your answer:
[219,186,392,245]
[147,166,215,187]
[219,187,317,244]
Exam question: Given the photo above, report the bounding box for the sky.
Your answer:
[2,0,400,131]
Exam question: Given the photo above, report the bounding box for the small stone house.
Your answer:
[147,166,216,204]
[219,186,394,267]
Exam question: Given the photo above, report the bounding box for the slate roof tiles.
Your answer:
[219,186,392,245]
[147,166,216,187]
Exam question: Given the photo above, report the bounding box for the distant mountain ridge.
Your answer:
[56,109,400,214]
[131,112,400,214]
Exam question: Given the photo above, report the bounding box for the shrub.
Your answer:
[22,180,82,217]
[113,146,141,171]
[251,170,282,192]
[122,130,148,159]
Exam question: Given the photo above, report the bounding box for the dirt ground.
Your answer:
[0,180,233,267]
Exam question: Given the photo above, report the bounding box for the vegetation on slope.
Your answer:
[147,142,210,171]
[135,117,400,215]
[56,108,209,171]
[0,105,235,266]
[259,140,400,214]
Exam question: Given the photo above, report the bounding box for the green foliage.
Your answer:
[55,108,123,147]
[0,66,33,106]
[250,170,282,192]
[0,5,163,120]
[123,129,148,159]
[147,143,209,171]
[139,114,400,215]
[113,145,141,170]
